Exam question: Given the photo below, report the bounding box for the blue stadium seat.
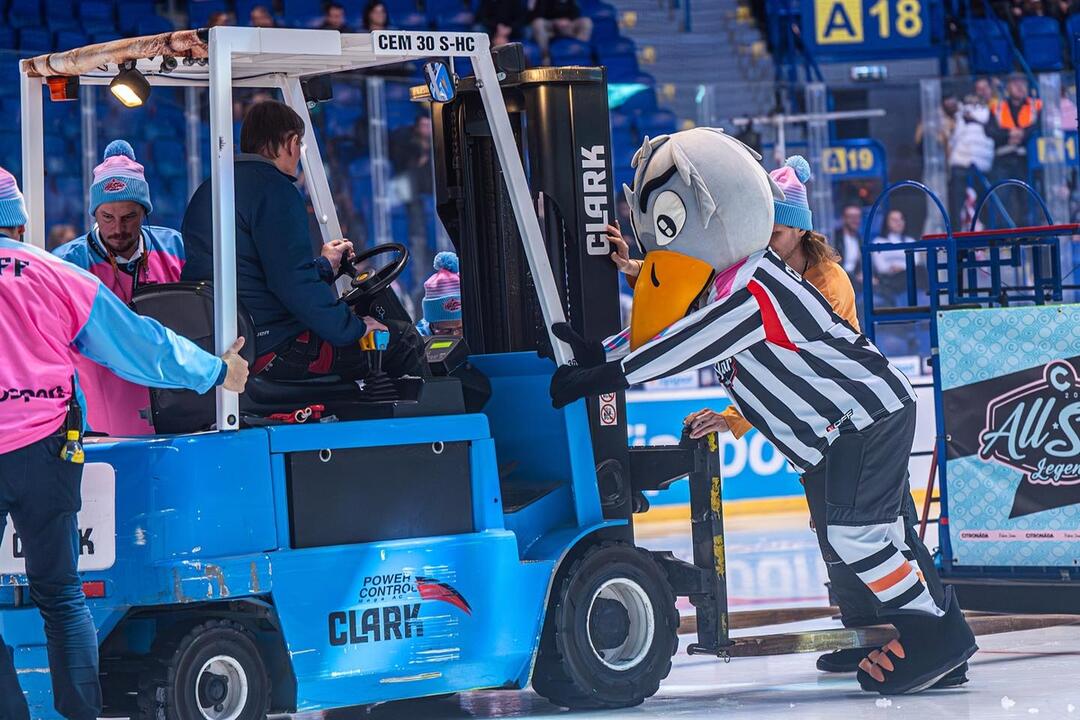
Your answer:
[968,19,1013,75]
[136,16,176,36]
[385,0,419,15]
[584,1,617,22]
[120,0,160,32]
[45,0,80,32]
[1067,13,1080,47]
[1019,16,1063,71]
[324,104,364,138]
[55,30,88,50]
[80,1,116,35]
[590,15,620,44]
[280,0,323,27]
[602,37,635,56]
[519,39,542,66]
[187,0,227,28]
[426,0,467,17]
[348,157,371,179]
[18,27,53,52]
[617,85,657,113]
[8,0,43,29]
[398,12,429,29]
[43,135,69,175]
[549,37,593,65]
[636,108,678,137]
[90,32,121,44]
[453,57,473,77]
[434,12,474,31]
[609,110,631,132]
[602,53,638,81]
[0,27,17,50]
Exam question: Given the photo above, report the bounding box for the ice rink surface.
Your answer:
[278,512,1080,720]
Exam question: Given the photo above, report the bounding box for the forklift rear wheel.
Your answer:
[137,619,271,720]
[532,542,678,709]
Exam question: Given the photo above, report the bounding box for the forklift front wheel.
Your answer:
[137,619,271,720]
[532,542,678,709]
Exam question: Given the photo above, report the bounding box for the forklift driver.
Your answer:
[181,100,426,381]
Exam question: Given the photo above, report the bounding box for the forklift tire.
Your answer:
[532,542,678,709]
[137,619,271,720]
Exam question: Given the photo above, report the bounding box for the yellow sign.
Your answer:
[822,146,877,175]
[815,0,864,44]
[1036,135,1078,165]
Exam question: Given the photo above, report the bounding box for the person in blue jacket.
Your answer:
[181,100,426,380]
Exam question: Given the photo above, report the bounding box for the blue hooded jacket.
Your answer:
[181,154,366,356]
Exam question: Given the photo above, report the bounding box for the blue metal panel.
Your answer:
[265,414,491,453]
[468,352,602,527]
[470,438,505,531]
[268,531,552,710]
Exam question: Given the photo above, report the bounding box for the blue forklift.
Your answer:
[5,28,735,718]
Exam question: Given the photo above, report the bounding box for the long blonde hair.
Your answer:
[801,230,840,268]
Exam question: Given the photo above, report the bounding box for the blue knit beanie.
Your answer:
[770,155,813,231]
[89,140,153,217]
[0,166,28,229]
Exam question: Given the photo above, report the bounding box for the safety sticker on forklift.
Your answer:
[372,30,481,57]
[0,463,116,574]
[599,394,618,426]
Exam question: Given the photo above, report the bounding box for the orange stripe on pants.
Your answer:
[868,563,912,594]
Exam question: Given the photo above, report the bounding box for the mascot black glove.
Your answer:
[550,361,629,409]
[551,322,607,368]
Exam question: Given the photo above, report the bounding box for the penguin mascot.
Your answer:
[549,127,977,695]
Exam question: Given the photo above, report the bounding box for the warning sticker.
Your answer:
[599,394,618,426]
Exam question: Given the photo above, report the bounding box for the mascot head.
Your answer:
[623,127,779,350]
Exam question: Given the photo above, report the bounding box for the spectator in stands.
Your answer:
[362,1,392,31]
[832,204,864,284]
[1061,86,1078,131]
[529,0,593,63]
[207,10,235,27]
[46,223,76,252]
[390,113,435,298]
[250,5,277,28]
[948,86,996,231]
[988,74,1041,224]
[321,2,354,33]
[476,0,528,46]
[871,209,915,307]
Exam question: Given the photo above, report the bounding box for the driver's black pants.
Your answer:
[259,319,428,381]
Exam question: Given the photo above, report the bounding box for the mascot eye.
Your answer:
[652,191,686,246]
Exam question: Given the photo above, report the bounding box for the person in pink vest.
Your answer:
[0,167,248,720]
[53,140,186,436]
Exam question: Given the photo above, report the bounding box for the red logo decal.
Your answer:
[443,298,462,312]
[416,577,472,615]
[102,178,127,193]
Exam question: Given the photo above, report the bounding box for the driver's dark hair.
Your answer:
[240,100,305,158]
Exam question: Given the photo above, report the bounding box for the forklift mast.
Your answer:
[424,45,634,525]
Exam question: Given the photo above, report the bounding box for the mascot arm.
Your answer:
[621,289,764,386]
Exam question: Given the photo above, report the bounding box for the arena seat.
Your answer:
[55,30,88,51]
[187,0,227,27]
[18,27,53,52]
[280,0,323,27]
[0,28,15,50]
[80,1,116,35]
[549,38,593,65]
[967,19,1013,75]
[7,0,43,30]
[1019,16,1063,71]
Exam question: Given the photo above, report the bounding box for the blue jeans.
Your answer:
[0,434,101,720]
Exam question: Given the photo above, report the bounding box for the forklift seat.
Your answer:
[131,282,463,434]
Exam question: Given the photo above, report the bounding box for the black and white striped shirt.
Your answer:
[609,249,914,472]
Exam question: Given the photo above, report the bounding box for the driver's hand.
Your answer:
[362,316,388,335]
[321,239,354,274]
[608,222,642,278]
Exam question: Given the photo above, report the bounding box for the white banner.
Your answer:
[371,30,483,57]
[0,463,116,574]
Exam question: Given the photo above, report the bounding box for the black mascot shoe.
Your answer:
[817,649,968,688]
[856,588,977,695]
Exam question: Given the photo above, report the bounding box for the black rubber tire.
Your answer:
[137,619,271,720]
[532,542,679,709]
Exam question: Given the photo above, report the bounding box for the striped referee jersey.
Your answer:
[607,248,914,472]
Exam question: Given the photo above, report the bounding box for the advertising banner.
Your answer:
[939,306,1080,567]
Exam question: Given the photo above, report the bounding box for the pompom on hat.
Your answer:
[0,166,28,229]
[421,251,462,325]
[89,140,153,217]
[769,155,813,231]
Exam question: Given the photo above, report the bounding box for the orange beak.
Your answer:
[629,250,715,350]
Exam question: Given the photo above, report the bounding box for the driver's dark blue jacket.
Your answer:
[181,154,367,356]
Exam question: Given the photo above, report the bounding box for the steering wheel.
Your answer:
[337,243,410,307]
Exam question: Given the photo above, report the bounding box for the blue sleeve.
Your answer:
[314,255,335,284]
[251,181,367,346]
[51,238,92,270]
[72,285,226,394]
